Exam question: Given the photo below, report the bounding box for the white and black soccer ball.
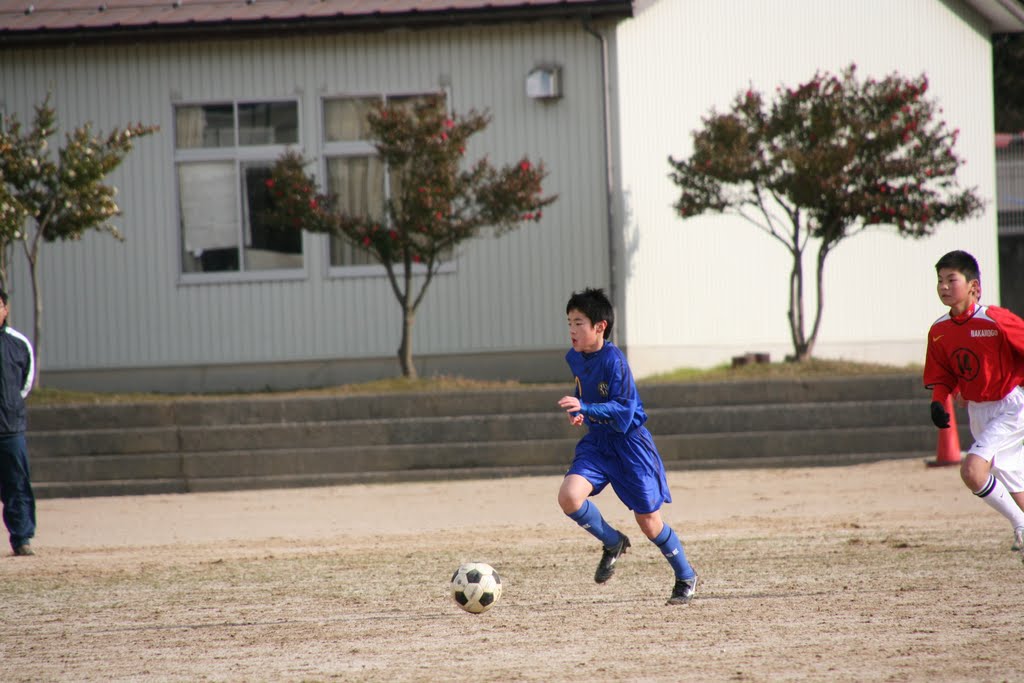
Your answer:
[450,562,502,614]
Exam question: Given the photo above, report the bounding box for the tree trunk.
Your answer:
[384,254,441,380]
[26,247,41,387]
[397,306,417,379]
[799,242,832,362]
[394,256,418,379]
[789,240,833,362]
[786,245,808,362]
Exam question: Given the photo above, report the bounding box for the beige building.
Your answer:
[0,0,1020,392]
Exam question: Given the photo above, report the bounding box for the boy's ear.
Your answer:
[595,320,608,335]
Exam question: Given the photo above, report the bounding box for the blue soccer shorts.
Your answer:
[566,426,672,514]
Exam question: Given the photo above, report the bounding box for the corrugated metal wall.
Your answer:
[613,0,1000,375]
[0,22,611,387]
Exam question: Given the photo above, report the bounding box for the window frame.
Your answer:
[320,90,457,280]
[173,97,308,285]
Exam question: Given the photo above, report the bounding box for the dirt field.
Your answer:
[2,459,1023,682]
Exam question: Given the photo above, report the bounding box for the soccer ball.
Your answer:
[450,562,502,614]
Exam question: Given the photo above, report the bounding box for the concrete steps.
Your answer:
[28,373,964,498]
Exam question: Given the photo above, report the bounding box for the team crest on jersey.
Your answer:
[598,382,609,398]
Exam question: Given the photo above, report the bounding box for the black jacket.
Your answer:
[0,323,34,435]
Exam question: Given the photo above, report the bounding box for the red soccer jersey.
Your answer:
[923,304,1024,403]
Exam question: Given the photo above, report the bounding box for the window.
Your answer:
[174,100,302,275]
[998,143,1024,314]
[321,93,452,271]
[999,234,1024,315]
[322,95,385,267]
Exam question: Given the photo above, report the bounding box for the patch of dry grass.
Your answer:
[27,357,921,407]
[643,357,922,384]
[27,375,529,407]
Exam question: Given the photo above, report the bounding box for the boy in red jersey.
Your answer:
[924,250,1024,560]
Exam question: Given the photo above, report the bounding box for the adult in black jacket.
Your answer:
[0,288,35,556]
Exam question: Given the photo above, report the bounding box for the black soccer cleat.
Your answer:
[594,533,630,583]
[666,575,699,605]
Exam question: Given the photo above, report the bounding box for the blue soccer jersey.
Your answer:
[565,341,671,513]
[565,341,647,433]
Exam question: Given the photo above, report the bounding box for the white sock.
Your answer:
[974,475,1024,529]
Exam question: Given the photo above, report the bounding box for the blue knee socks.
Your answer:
[567,499,622,547]
[568,503,695,579]
[652,524,695,580]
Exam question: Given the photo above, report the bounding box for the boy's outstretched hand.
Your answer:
[930,400,950,429]
[558,396,585,426]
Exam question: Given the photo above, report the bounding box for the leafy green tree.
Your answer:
[267,96,556,378]
[668,64,983,361]
[0,96,157,383]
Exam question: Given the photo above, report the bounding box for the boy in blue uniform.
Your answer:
[556,288,698,605]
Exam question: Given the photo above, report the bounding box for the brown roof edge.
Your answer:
[0,3,635,49]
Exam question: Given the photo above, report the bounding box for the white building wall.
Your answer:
[0,21,612,390]
[612,0,998,376]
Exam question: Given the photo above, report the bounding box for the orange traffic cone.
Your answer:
[926,394,962,467]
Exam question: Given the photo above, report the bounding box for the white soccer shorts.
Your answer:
[967,386,1024,492]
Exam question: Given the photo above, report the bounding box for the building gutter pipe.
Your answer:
[581,16,620,344]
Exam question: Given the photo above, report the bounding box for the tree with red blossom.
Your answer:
[266,96,556,378]
[668,64,983,362]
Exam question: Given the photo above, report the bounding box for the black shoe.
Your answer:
[12,544,34,557]
[594,534,630,583]
[667,575,698,605]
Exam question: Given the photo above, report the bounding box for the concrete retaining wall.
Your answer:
[28,374,962,498]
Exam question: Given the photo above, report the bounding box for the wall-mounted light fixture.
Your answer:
[526,66,562,100]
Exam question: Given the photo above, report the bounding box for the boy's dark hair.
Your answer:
[567,287,614,339]
[935,250,980,284]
